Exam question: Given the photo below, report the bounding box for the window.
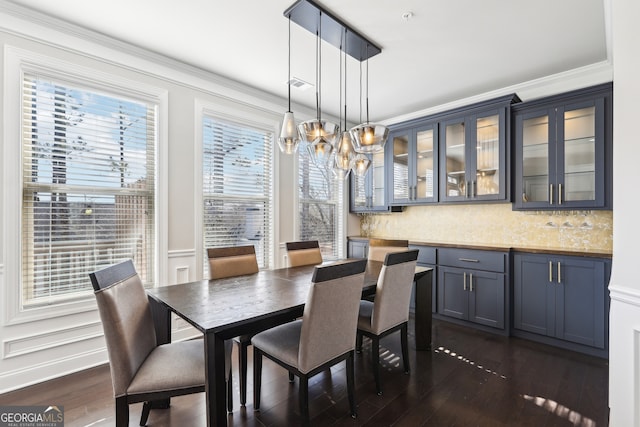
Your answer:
[21,73,156,308]
[298,148,344,260]
[202,116,274,271]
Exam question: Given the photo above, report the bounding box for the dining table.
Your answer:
[146,259,432,427]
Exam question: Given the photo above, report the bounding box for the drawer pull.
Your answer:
[458,258,479,263]
[549,261,553,282]
[463,272,467,290]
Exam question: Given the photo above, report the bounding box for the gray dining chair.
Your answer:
[252,258,367,423]
[207,245,261,406]
[367,238,409,262]
[90,259,232,426]
[356,249,419,395]
[285,240,323,267]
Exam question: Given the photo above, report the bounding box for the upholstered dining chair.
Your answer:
[367,238,409,262]
[90,259,232,426]
[252,258,367,423]
[356,249,419,395]
[207,245,260,406]
[285,240,323,267]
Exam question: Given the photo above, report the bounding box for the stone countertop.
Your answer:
[348,236,613,259]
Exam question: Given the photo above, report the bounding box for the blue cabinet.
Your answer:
[349,149,391,213]
[513,83,613,210]
[347,239,368,259]
[437,248,507,330]
[513,252,610,356]
[439,95,518,203]
[409,244,437,313]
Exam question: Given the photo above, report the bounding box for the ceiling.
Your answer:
[6,0,609,123]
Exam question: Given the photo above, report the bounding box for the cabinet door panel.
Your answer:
[468,271,505,329]
[391,131,410,203]
[556,258,606,348]
[513,254,554,336]
[438,267,467,320]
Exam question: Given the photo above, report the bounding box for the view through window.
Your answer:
[21,74,156,307]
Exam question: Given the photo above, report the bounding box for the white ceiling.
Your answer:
[6,0,609,123]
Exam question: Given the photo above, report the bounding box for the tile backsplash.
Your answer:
[359,203,612,252]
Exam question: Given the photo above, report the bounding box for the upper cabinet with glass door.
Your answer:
[389,121,438,205]
[513,83,613,210]
[439,94,520,203]
[350,149,392,212]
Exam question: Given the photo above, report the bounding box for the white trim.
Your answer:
[2,45,168,324]
[609,285,640,308]
[3,320,103,359]
[383,60,613,126]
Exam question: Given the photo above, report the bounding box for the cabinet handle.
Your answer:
[549,184,554,205]
[549,261,553,282]
[558,184,563,205]
[458,258,479,263]
[463,272,467,291]
[471,180,476,198]
[470,273,474,292]
[557,261,561,284]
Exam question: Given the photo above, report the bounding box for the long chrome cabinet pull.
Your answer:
[557,261,561,283]
[459,258,479,263]
[558,184,563,205]
[549,261,553,282]
[471,180,475,198]
[549,184,554,205]
[463,272,467,290]
[469,273,474,292]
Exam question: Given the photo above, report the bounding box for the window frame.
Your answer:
[3,46,168,324]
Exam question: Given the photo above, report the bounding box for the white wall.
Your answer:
[608,0,640,425]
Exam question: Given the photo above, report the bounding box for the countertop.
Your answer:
[347,236,613,259]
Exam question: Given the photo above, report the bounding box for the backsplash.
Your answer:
[359,203,613,253]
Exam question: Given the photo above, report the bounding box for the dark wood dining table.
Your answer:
[146,259,432,427]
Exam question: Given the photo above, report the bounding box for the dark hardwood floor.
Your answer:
[0,318,609,426]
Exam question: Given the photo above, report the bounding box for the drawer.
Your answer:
[438,248,507,273]
[409,244,437,265]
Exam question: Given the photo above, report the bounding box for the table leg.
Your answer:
[414,269,433,351]
[205,332,228,427]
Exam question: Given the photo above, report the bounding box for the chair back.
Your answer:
[367,238,409,262]
[298,259,367,373]
[207,245,259,279]
[90,260,157,398]
[286,240,323,267]
[369,250,419,334]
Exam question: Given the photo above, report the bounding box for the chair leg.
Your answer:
[299,375,309,424]
[238,340,249,406]
[346,352,357,419]
[253,348,262,410]
[227,367,233,413]
[401,323,410,374]
[356,332,363,353]
[115,396,129,427]
[371,336,382,395]
[139,401,151,426]
[288,372,295,383]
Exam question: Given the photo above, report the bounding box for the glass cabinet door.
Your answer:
[351,172,367,210]
[415,127,435,201]
[443,120,466,199]
[391,132,410,202]
[521,112,551,204]
[560,105,596,203]
[370,150,387,209]
[475,114,500,197]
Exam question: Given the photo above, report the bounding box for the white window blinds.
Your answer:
[202,116,273,270]
[298,149,343,260]
[21,73,156,307]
